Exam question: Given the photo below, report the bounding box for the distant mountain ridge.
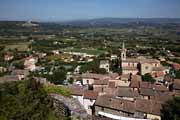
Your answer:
[60,18,180,26]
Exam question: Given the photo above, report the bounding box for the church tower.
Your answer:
[121,42,126,61]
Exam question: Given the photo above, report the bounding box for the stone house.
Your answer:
[95,95,136,119]
[119,74,131,87]
[83,90,98,115]
[24,57,38,71]
[116,87,139,101]
[94,95,162,120]
[139,88,155,100]
[82,73,109,85]
[99,60,110,73]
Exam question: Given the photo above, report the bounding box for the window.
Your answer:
[102,87,104,92]
[145,66,148,70]
[101,107,104,111]
[87,80,89,84]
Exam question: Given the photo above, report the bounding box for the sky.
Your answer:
[0,0,180,21]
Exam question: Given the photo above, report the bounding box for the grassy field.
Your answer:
[1,42,30,51]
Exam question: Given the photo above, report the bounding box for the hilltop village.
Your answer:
[0,21,180,120]
[1,41,180,120]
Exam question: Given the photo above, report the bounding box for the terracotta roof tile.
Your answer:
[109,73,119,80]
[67,86,84,96]
[151,71,164,78]
[83,90,98,100]
[154,85,168,92]
[116,87,135,98]
[140,88,155,96]
[136,99,162,116]
[140,82,155,89]
[95,95,135,113]
[172,63,180,70]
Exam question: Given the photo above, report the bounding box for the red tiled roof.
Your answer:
[153,92,174,102]
[140,82,155,89]
[136,99,162,116]
[172,63,180,70]
[154,85,168,92]
[140,88,155,96]
[116,87,139,98]
[151,71,164,78]
[103,87,117,95]
[109,73,119,80]
[95,95,135,113]
[95,95,162,116]
[83,90,98,100]
[67,86,84,96]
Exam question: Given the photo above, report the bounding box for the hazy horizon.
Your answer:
[0,0,180,22]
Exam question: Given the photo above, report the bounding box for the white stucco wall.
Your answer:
[72,95,84,106]
[147,114,161,120]
[83,99,95,115]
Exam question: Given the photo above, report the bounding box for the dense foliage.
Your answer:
[142,73,156,83]
[161,96,180,120]
[0,79,59,120]
[31,66,67,85]
[175,70,180,79]
[80,59,107,74]
[44,85,70,97]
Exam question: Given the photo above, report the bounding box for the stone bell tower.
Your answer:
[121,42,126,61]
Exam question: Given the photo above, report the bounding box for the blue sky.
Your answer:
[0,0,180,21]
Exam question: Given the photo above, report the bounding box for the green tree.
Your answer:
[13,60,25,69]
[161,96,180,120]
[51,70,66,84]
[0,79,60,120]
[142,73,156,83]
[80,59,107,74]
[0,46,4,51]
[175,70,180,79]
